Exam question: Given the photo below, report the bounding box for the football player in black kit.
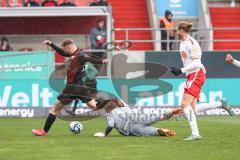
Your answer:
[32,38,123,136]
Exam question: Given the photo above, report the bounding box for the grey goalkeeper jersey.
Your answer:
[106,107,133,135]
[106,106,161,136]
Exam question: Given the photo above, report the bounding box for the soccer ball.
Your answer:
[69,121,83,134]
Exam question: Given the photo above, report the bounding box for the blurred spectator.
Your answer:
[160,10,175,50]
[59,0,76,6]
[24,0,39,7]
[41,0,57,7]
[0,37,13,52]
[90,0,108,6]
[90,19,106,59]
[6,0,23,7]
[98,0,108,6]
[89,0,100,6]
[19,48,33,51]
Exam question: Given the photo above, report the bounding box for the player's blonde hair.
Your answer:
[177,22,193,33]
[61,38,75,47]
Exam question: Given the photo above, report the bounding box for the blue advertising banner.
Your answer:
[0,78,239,107]
[0,51,55,80]
[155,0,199,17]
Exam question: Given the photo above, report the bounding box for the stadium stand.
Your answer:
[2,0,23,7]
[108,0,153,50]
[1,0,96,7]
[209,7,240,50]
[0,6,111,64]
[1,0,239,52]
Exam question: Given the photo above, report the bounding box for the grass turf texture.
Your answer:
[0,116,240,160]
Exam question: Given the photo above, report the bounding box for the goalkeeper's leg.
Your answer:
[129,124,176,137]
[132,112,162,126]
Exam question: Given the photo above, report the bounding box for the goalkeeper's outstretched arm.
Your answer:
[104,115,114,136]
[104,126,113,136]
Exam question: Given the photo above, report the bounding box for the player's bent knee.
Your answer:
[181,94,194,108]
[50,107,57,115]
[181,101,188,108]
[86,99,97,110]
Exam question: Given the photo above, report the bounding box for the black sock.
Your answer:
[96,99,111,110]
[43,113,56,133]
[72,99,79,112]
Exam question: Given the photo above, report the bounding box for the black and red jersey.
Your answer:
[50,43,103,84]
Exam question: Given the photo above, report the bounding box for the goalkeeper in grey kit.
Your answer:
[94,104,176,137]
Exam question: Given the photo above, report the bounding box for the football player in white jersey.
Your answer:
[169,22,233,141]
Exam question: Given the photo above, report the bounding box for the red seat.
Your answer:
[108,0,153,50]
[210,7,240,50]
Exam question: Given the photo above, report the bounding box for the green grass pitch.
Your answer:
[0,116,240,160]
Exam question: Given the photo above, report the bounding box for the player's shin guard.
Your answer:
[183,106,200,136]
[43,113,56,133]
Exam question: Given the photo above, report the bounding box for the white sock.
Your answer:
[183,106,199,136]
[196,101,222,114]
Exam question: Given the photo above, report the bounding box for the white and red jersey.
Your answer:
[179,36,206,76]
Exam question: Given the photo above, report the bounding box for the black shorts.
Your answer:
[85,79,97,95]
[57,84,93,105]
